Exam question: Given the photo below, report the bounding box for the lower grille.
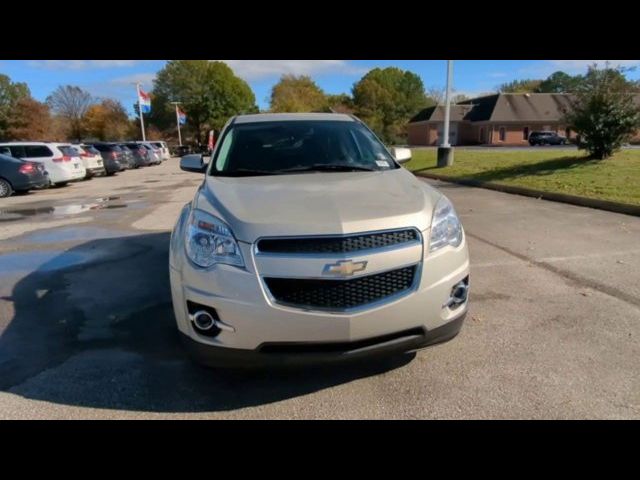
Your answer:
[264,266,417,311]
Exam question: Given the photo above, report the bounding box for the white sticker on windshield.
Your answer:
[376,160,390,168]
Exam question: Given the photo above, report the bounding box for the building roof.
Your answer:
[410,93,577,124]
[235,113,354,124]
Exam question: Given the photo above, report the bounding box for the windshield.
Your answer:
[209,120,398,177]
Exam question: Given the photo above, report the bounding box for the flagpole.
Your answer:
[135,82,146,142]
[171,102,183,146]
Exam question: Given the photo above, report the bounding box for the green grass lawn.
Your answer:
[405,148,640,206]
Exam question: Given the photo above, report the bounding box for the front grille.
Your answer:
[264,266,417,311]
[257,229,419,254]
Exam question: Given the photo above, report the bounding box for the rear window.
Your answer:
[24,145,53,157]
[151,142,162,148]
[82,146,100,155]
[57,146,78,156]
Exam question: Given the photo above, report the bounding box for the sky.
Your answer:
[2,60,640,115]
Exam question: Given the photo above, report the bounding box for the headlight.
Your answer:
[185,209,244,268]
[428,196,463,253]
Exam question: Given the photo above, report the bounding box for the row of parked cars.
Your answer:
[0,140,171,198]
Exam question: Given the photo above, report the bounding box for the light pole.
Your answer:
[437,60,454,167]
[171,102,183,146]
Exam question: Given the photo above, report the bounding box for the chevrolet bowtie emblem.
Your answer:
[323,259,368,277]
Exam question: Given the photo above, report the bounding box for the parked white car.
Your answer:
[70,144,106,178]
[0,142,86,186]
[150,141,171,161]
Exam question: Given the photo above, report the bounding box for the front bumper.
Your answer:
[181,311,466,368]
[170,223,470,367]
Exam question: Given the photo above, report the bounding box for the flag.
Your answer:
[178,108,187,125]
[138,87,151,114]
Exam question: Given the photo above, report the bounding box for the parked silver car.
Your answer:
[170,113,470,367]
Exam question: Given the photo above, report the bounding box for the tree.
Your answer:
[326,93,355,114]
[85,99,130,141]
[5,97,52,140]
[352,67,432,143]
[0,74,31,140]
[426,86,445,104]
[537,71,582,93]
[564,65,640,159]
[151,60,257,144]
[498,78,543,93]
[270,75,327,112]
[452,93,470,104]
[46,85,93,142]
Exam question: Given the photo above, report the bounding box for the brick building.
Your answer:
[407,93,640,146]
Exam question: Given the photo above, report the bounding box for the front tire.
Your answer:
[0,178,13,198]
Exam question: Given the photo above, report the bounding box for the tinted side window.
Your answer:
[24,145,53,157]
[9,146,27,158]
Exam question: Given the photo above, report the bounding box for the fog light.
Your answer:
[443,277,469,309]
[186,301,235,337]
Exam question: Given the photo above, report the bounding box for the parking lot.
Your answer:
[0,159,638,419]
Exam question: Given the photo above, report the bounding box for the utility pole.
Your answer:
[134,82,146,142]
[171,102,183,146]
[437,60,454,167]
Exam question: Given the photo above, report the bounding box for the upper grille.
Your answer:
[264,266,417,311]
[257,229,419,255]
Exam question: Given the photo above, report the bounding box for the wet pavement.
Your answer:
[0,159,639,419]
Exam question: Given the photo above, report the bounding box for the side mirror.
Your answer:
[180,154,206,173]
[390,147,412,164]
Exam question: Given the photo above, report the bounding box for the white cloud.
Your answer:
[110,72,157,88]
[219,60,367,80]
[27,60,143,70]
[549,60,640,72]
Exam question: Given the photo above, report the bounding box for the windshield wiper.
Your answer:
[221,169,279,177]
[278,164,376,173]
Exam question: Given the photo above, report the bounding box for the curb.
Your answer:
[415,171,640,218]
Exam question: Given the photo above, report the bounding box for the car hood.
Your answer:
[194,169,441,243]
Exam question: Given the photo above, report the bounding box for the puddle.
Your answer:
[12,226,138,245]
[0,197,130,222]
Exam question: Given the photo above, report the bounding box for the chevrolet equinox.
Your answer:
[170,113,470,367]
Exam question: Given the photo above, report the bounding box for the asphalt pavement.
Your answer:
[0,160,638,419]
